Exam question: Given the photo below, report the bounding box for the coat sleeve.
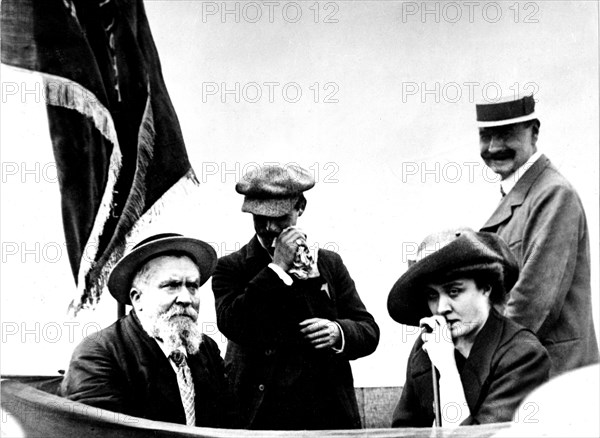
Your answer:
[326,251,380,360]
[391,340,430,428]
[463,331,550,425]
[212,254,308,348]
[504,183,586,333]
[391,376,420,427]
[60,336,129,414]
[198,335,241,428]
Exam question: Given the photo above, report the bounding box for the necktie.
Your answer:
[500,185,506,198]
[170,350,196,426]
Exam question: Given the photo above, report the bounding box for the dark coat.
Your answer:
[60,311,235,427]
[212,236,380,430]
[481,155,599,376]
[392,308,550,427]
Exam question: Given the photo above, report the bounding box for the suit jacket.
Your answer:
[60,311,235,427]
[392,308,550,427]
[212,235,380,430]
[481,155,599,375]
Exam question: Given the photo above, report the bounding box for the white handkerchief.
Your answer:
[287,227,320,280]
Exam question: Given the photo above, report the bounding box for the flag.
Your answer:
[1,0,198,312]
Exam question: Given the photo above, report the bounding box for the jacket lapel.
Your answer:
[188,336,216,393]
[481,155,550,230]
[408,346,436,416]
[245,235,272,273]
[460,309,504,410]
[124,311,185,423]
[407,310,506,418]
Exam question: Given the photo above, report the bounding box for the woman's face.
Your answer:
[425,277,491,345]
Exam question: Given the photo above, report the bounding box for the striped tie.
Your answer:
[170,350,196,426]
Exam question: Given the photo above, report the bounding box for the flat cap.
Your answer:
[236,164,315,217]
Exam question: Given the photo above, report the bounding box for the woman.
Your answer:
[388,229,550,427]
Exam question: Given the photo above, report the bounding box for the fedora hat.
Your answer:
[476,93,539,128]
[387,229,518,326]
[108,233,217,305]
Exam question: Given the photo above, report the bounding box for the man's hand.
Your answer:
[299,318,341,350]
[273,227,306,272]
[420,315,456,374]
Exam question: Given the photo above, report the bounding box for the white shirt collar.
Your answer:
[500,151,542,195]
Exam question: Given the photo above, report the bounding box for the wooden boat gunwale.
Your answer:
[1,375,513,438]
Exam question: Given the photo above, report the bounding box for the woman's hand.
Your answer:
[420,315,457,374]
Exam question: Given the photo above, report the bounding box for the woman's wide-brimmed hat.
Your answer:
[387,229,518,326]
[108,233,217,305]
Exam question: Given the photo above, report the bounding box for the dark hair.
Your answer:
[439,267,507,306]
[522,118,540,136]
[294,194,307,211]
[470,270,507,305]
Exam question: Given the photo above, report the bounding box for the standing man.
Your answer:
[62,233,236,427]
[212,164,379,430]
[477,94,599,375]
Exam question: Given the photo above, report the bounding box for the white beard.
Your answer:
[146,304,203,355]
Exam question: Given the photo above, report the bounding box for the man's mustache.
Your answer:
[481,150,516,161]
[165,304,198,320]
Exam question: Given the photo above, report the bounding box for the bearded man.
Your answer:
[61,233,235,427]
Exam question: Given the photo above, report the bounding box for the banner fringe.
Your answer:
[70,169,199,314]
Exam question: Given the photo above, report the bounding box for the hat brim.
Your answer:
[477,112,538,128]
[242,196,299,217]
[387,234,517,326]
[108,236,217,305]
